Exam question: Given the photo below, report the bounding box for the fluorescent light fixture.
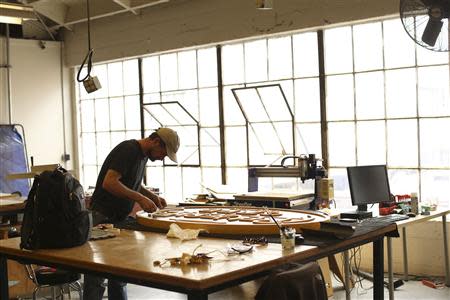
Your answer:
[0,2,36,24]
[256,0,273,10]
[0,16,22,24]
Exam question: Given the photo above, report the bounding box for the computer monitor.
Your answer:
[344,165,391,219]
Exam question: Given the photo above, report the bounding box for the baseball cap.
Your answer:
[156,127,180,163]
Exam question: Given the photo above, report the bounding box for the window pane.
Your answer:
[226,167,248,193]
[90,64,108,98]
[124,96,141,130]
[225,126,247,166]
[96,132,111,165]
[418,66,450,117]
[421,170,450,209]
[142,56,160,93]
[201,167,222,189]
[355,71,385,119]
[223,85,246,125]
[357,120,386,165]
[388,169,419,196]
[386,68,417,118]
[268,36,292,80]
[353,22,383,71]
[80,100,95,132]
[95,98,110,131]
[293,32,319,77]
[328,168,352,209]
[324,26,353,74]
[123,59,139,95]
[81,133,96,165]
[110,97,125,131]
[417,45,449,66]
[83,165,98,189]
[160,53,178,91]
[164,167,182,203]
[294,78,320,122]
[199,88,219,126]
[198,47,218,88]
[295,123,321,156]
[326,74,354,121]
[222,44,244,85]
[200,128,220,167]
[387,119,418,167]
[245,40,268,82]
[383,19,415,68]
[258,85,292,121]
[107,62,123,97]
[178,50,197,89]
[328,122,356,167]
[111,131,126,148]
[182,167,202,199]
[146,166,164,193]
[420,118,450,168]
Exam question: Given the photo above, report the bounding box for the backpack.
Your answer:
[20,166,92,250]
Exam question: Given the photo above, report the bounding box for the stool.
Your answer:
[24,265,83,300]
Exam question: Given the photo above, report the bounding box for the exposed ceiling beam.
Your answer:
[26,0,73,31]
[50,0,170,30]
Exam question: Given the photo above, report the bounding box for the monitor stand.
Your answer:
[340,204,373,220]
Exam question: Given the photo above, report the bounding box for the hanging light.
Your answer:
[0,2,36,24]
[76,0,102,93]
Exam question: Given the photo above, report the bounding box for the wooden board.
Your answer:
[136,206,329,235]
[233,192,314,202]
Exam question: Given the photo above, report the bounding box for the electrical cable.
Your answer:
[76,0,94,83]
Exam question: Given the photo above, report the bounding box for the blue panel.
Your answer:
[0,125,30,196]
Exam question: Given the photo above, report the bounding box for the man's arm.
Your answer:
[102,169,158,212]
[139,185,167,209]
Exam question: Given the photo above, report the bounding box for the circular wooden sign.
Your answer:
[136,206,329,235]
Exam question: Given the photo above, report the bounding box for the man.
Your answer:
[83,127,180,300]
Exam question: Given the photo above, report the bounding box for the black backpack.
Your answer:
[20,166,92,250]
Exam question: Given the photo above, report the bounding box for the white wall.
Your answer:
[1,38,74,171]
[63,0,398,66]
[359,220,450,277]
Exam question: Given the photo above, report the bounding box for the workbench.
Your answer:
[0,221,396,300]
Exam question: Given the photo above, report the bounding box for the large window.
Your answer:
[325,19,450,209]
[76,18,450,209]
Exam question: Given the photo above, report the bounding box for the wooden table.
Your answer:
[0,223,396,300]
[0,196,25,216]
[386,210,450,300]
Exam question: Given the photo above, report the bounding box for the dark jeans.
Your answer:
[83,210,128,300]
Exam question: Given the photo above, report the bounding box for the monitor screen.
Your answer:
[347,165,391,207]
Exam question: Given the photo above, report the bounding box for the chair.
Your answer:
[24,265,83,300]
[255,262,328,300]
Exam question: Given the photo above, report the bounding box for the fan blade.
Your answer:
[421,17,443,46]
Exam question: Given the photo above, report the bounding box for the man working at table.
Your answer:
[84,127,180,300]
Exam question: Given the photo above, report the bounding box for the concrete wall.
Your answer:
[358,220,450,277]
[0,38,74,171]
[63,0,398,66]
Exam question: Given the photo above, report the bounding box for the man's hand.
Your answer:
[137,195,158,213]
[153,196,167,209]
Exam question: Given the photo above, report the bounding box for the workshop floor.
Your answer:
[31,275,450,299]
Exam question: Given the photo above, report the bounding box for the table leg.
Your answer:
[188,290,207,300]
[443,214,450,287]
[343,250,351,300]
[387,237,394,300]
[402,227,408,281]
[0,256,9,300]
[373,237,384,300]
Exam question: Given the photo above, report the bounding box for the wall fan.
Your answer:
[400,0,450,51]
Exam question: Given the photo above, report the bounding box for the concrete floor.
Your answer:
[28,275,450,299]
